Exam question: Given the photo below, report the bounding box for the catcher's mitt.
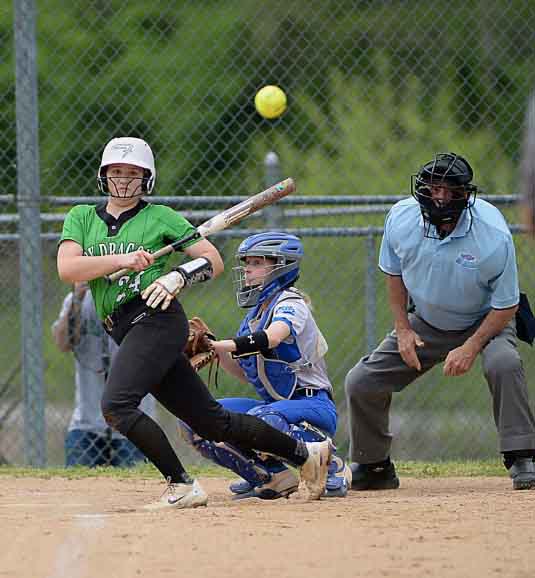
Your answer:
[185,317,216,372]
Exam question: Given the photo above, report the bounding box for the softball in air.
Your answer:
[254,85,287,119]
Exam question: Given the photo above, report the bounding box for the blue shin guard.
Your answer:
[227,411,350,498]
[177,418,271,487]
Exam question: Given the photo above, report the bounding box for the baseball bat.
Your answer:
[106,177,296,283]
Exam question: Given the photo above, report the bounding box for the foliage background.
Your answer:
[1,0,535,465]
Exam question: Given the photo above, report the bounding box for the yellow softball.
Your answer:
[254,85,287,119]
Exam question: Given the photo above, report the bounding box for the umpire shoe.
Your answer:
[509,458,535,490]
[144,478,208,510]
[232,469,299,500]
[299,440,332,500]
[350,460,400,491]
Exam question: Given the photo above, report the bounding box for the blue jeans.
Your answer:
[65,429,147,467]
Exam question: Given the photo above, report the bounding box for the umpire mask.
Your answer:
[411,152,478,238]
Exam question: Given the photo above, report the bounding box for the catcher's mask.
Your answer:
[411,152,478,238]
[97,136,156,197]
[233,232,303,308]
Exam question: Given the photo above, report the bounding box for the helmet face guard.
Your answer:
[233,232,304,308]
[411,153,478,237]
[99,170,153,198]
[97,137,156,197]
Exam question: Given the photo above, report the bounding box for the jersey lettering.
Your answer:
[84,243,144,257]
[116,271,146,302]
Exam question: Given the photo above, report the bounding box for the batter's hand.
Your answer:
[119,249,154,272]
[397,328,424,371]
[142,271,185,310]
[443,342,479,377]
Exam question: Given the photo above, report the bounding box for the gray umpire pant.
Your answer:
[345,314,535,463]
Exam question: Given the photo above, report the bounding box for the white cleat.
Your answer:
[144,478,208,510]
[233,468,299,500]
[299,440,332,501]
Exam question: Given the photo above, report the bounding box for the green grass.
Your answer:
[0,460,507,479]
[396,460,506,478]
[0,463,228,479]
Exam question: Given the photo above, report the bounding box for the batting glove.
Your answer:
[142,271,185,310]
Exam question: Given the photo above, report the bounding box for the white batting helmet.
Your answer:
[97,137,156,195]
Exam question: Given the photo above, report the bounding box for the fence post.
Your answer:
[263,151,284,229]
[365,233,377,352]
[13,0,46,466]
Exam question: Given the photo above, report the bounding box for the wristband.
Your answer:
[175,257,213,286]
[232,331,269,356]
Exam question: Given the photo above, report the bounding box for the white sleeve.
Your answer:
[271,299,308,336]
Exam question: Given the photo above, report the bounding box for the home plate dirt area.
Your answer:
[1,476,533,578]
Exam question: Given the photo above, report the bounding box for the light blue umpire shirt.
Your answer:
[379,197,519,331]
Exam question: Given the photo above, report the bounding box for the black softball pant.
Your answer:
[101,299,302,481]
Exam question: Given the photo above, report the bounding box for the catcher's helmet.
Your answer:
[97,137,156,196]
[233,231,304,308]
[411,152,477,236]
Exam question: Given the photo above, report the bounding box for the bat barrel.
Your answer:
[104,177,295,283]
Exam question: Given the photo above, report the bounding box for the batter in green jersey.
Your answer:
[56,136,331,510]
[61,202,198,320]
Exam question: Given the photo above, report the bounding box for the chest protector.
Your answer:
[237,291,306,402]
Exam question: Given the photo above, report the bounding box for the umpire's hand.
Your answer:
[443,342,479,377]
[397,328,424,371]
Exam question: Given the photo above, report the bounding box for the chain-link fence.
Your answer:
[2,0,535,466]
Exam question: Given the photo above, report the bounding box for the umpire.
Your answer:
[345,152,535,491]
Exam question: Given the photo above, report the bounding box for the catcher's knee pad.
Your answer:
[248,406,331,444]
[247,407,292,435]
[177,418,271,487]
[290,421,330,443]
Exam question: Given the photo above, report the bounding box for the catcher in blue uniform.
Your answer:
[178,231,351,499]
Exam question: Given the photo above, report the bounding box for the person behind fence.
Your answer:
[345,152,535,491]
[520,89,535,237]
[178,232,352,500]
[52,281,155,467]
[56,136,331,509]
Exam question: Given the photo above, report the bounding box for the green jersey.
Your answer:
[60,200,197,320]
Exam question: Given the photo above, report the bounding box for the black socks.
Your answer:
[126,413,189,483]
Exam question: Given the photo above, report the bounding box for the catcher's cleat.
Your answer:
[350,460,400,491]
[144,478,208,510]
[324,455,352,498]
[231,469,299,500]
[508,458,535,490]
[298,440,332,500]
[230,454,352,499]
[229,478,253,495]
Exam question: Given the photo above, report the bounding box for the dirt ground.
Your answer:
[1,475,534,578]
